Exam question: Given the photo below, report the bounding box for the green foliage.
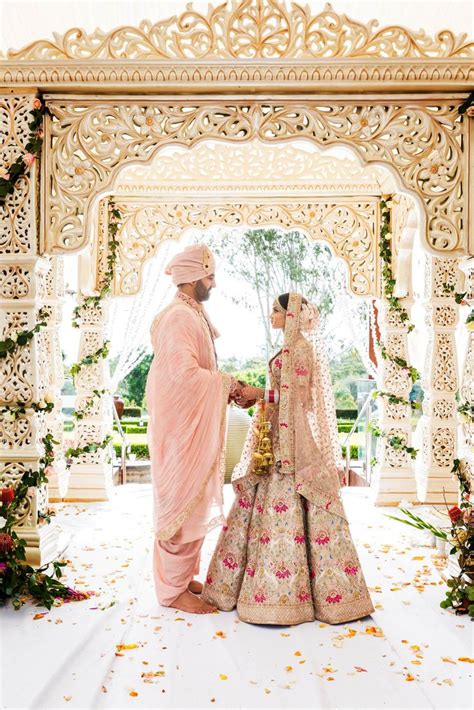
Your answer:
[336,409,358,420]
[114,443,149,459]
[205,227,342,352]
[340,444,359,459]
[118,354,153,409]
[123,406,142,418]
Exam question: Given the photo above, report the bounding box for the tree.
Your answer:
[205,228,344,352]
[118,353,153,407]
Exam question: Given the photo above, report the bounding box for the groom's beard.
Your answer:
[195,281,211,302]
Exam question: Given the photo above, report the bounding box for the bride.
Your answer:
[202,292,374,625]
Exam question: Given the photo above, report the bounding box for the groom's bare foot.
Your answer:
[188,579,203,594]
[169,589,216,614]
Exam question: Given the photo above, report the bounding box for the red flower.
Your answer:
[32,98,42,109]
[246,567,255,577]
[344,565,359,576]
[448,505,463,523]
[326,592,342,604]
[256,503,264,514]
[222,553,238,570]
[260,533,270,544]
[280,422,288,428]
[0,533,14,554]
[294,533,305,544]
[298,590,311,602]
[238,496,251,509]
[206,574,213,585]
[315,532,330,545]
[1,487,15,505]
[273,501,289,513]
[274,358,282,370]
[275,567,291,579]
[254,592,266,603]
[222,525,228,532]
[0,561,8,574]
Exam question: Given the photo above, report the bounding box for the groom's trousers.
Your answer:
[154,533,204,606]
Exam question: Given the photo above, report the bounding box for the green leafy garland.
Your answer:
[0,98,48,207]
[372,196,420,462]
[72,389,108,421]
[67,201,120,465]
[0,434,89,609]
[441,282,474,422]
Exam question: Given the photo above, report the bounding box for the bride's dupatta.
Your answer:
[279,293,346,520]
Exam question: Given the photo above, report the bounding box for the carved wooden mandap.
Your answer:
[0,0,473,565]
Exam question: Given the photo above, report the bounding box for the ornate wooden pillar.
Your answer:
[372,297,417,505]
[64,294,113,502]
[457,258,474,494]
[415,256,461,504]
[43,255,69,501]
[0,93,59,564]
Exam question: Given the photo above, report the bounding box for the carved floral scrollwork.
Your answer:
[7,1,474,61]
[44,100,466,255]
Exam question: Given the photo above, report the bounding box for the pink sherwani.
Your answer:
[145,292,232,605]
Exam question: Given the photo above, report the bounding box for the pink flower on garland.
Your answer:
[0,561,8,574]
[238,496,251,509]
[298,590,311,602]
[254,592,266,603]
[222,553,238,571]
[246,567,255,577]
[294,533,305,544]
[315,531,330,545]
[275,566,291,579]
[260,532,271,544]
[326,592,342,604]
[32,98,42,110]
[206,574,213,585]
[23,153,36,167]
[273,501,288,513]
[344,565,359,576]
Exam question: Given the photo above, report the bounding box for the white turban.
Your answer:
[165,244,215,286]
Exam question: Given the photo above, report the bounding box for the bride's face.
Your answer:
[270,303,286,330]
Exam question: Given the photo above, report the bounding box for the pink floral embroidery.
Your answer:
[274,358,282,369]
[273,501,288,513]
[295,366,309,376]
[281,384,289,390]
[275,566,291,579]
[326,592,342,604]
[238,496,251,509]
[315,531,330,545]
[206,574,213,585]
[296,482,303,492]
[254,592,266,603]
[280,422,288,428]
[222,553,238,570]
[260,533,271,544]
[235,483,242,492]
[246,567,255,577]
[294,533,305,544]
[344,565,359,576]
[256,503,264,514]
[283,348,290,353]
[298,591,311,602]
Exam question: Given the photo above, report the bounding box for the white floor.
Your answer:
[0,485,472,710]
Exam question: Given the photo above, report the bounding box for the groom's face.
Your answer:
[195,275,215,302]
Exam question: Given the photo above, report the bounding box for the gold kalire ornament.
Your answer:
[252,399,274,475]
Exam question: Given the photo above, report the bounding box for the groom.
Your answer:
[146,244,247,614]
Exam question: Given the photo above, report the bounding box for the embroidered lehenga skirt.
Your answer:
[202,469,375,625]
